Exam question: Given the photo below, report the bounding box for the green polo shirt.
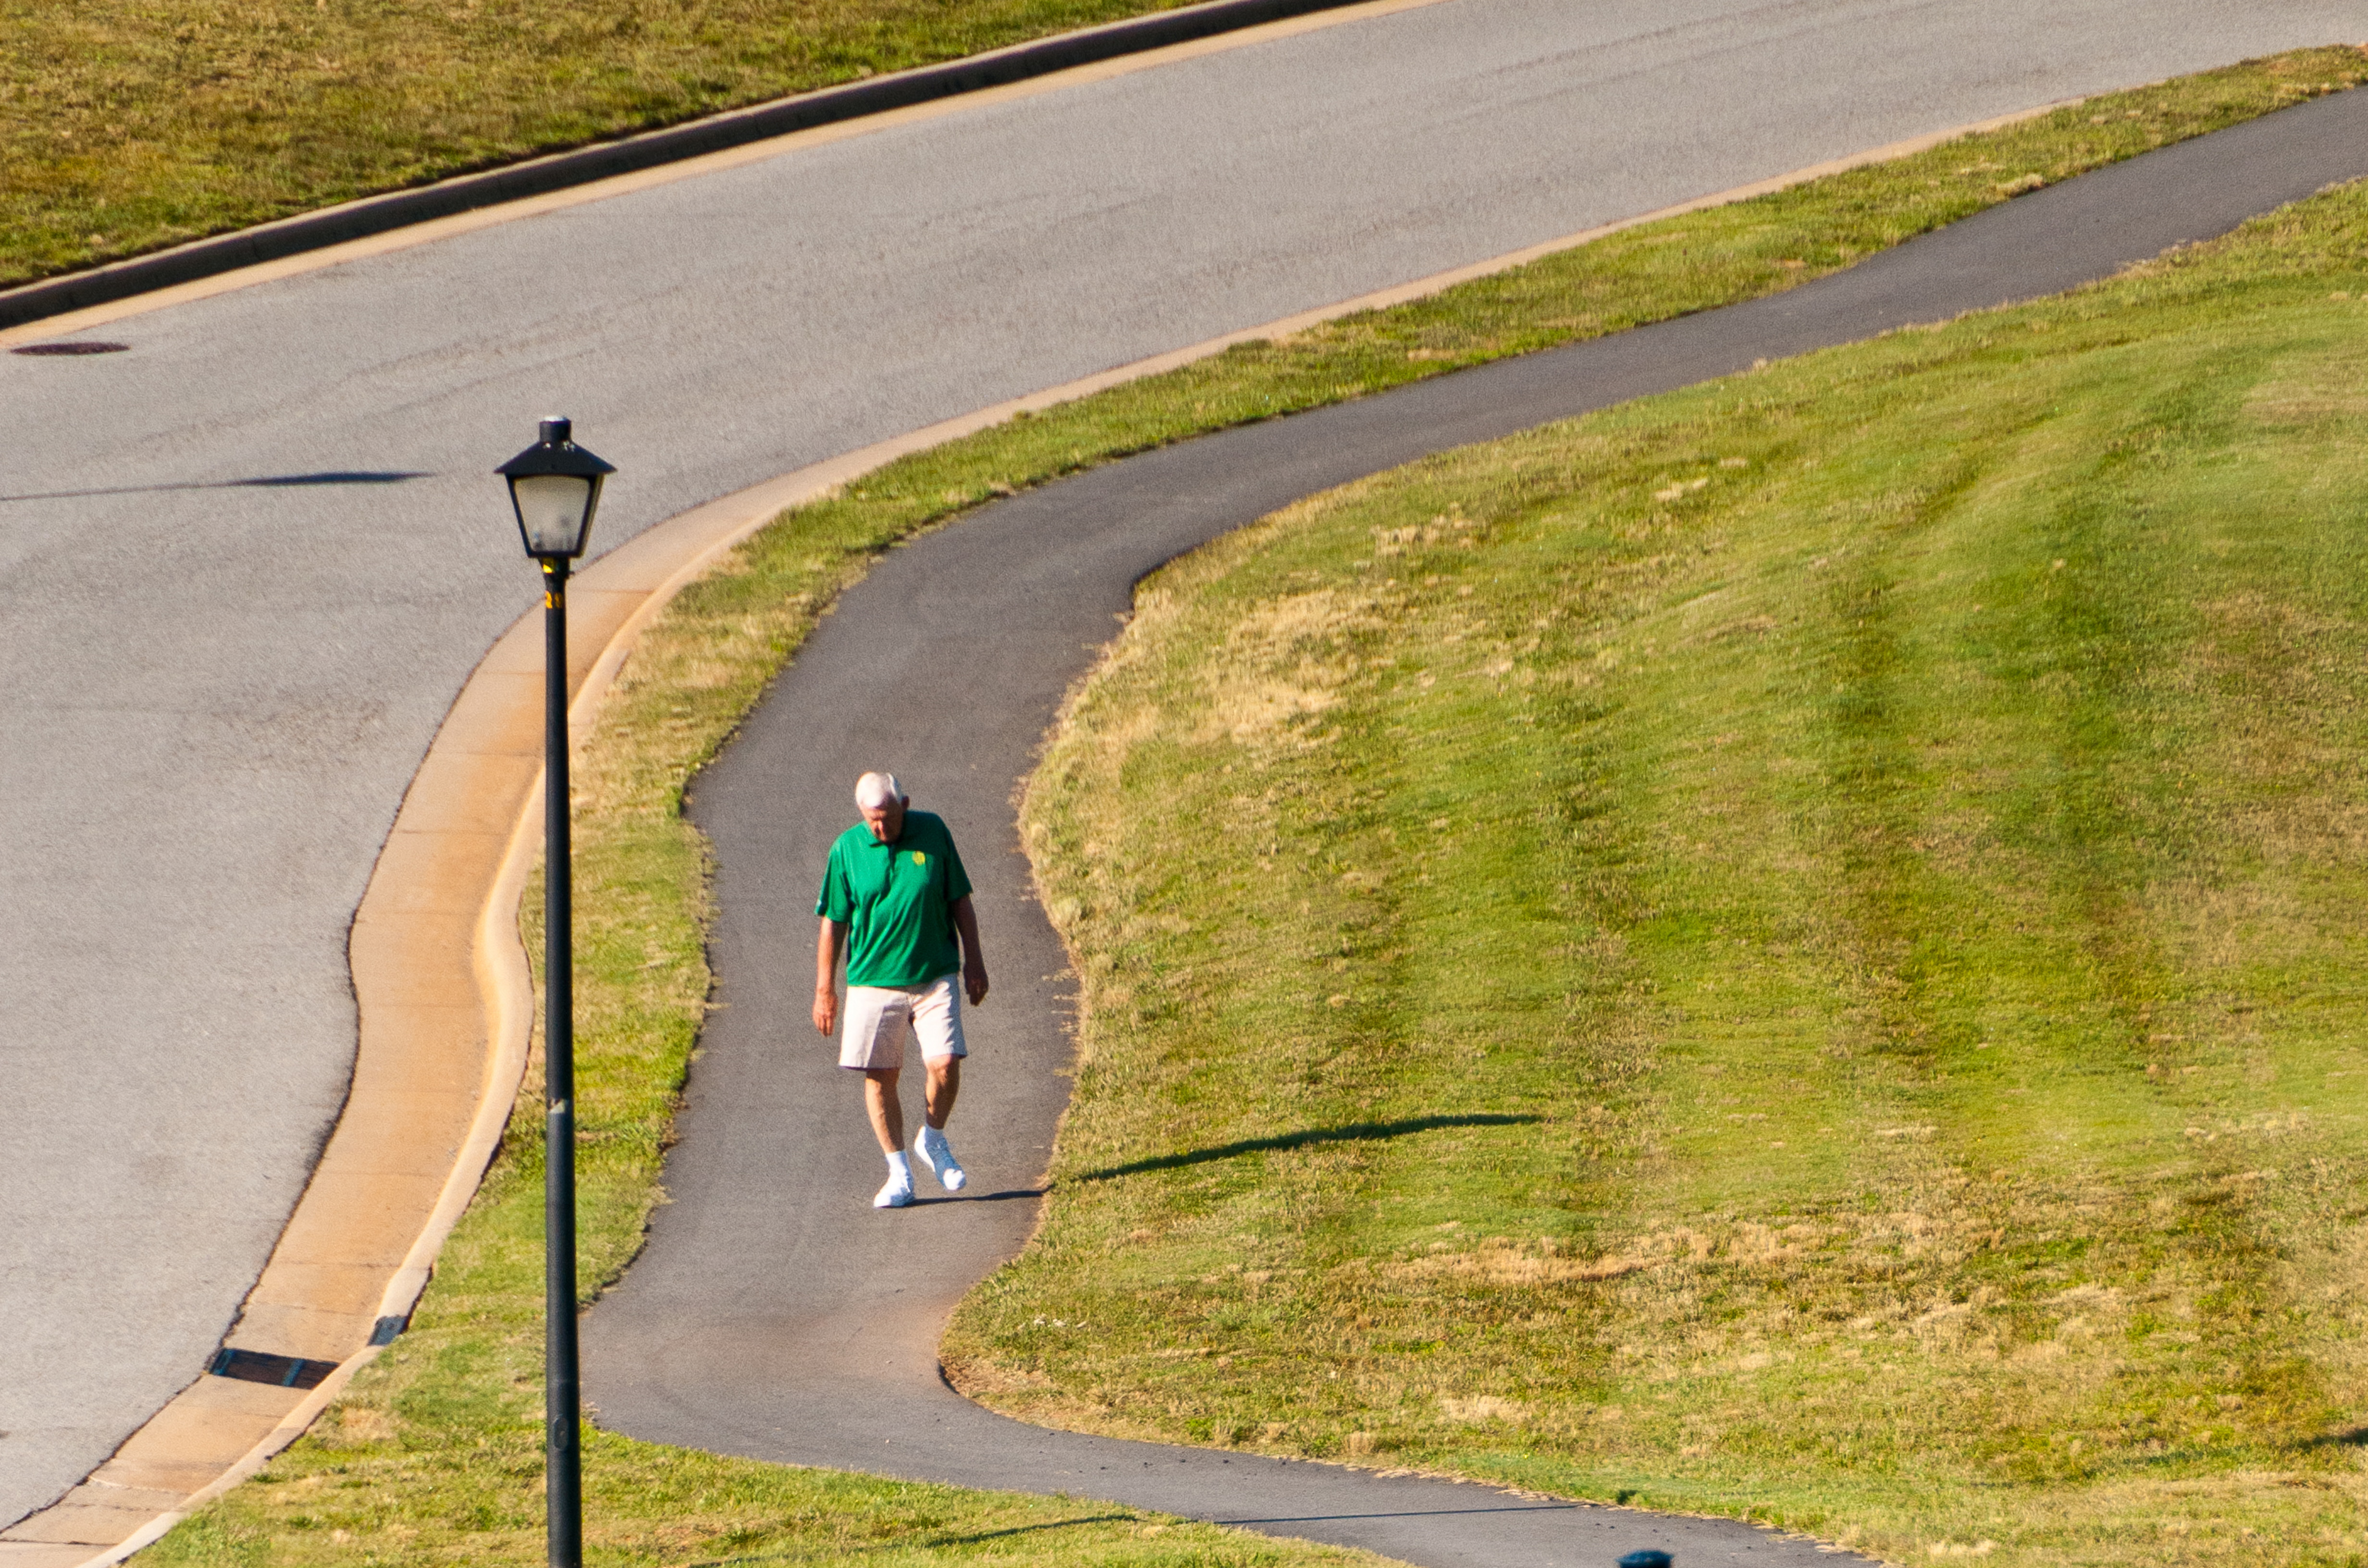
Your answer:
[815,810,973,988]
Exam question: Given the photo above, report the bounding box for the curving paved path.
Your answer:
[0,0,2358,1529]
[580,91,2368,1568]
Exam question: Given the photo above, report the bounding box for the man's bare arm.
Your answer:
[814,918,845,1034]
[952,894,989,1006]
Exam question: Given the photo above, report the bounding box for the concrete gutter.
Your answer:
[0,104,2088,1565]
[0,0,1408,333]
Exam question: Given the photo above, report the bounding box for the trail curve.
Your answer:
[581,86,2368,1568]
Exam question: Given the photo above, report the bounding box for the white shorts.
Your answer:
[838,974,967,1071]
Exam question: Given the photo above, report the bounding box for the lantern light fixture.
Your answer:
[497,416,615,560]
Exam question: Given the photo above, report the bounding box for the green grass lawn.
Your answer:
[943,181,2368,1566]
[141,55,2361,1566]
[2,0,1219,289]
[156,1415,1390,1567]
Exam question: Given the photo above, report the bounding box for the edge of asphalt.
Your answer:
[0,101,2092,1568]
[0,0,1452,343]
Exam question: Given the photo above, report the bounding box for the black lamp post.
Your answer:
[497,416,615,1568]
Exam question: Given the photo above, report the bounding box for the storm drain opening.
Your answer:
[210,1347,334,1389]
[11,342,131,356]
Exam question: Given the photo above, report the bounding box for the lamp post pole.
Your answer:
[497,416,615,1568]
[541,550,581,1568]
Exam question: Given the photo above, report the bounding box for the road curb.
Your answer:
[0,0,1394,333]
[0,468,837,1568]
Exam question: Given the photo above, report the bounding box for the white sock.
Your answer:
[886,1151,912,1179]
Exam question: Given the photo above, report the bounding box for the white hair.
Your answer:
[854,771,904,809]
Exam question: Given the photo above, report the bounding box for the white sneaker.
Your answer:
[916,1125,967,1192]
[873,1172,914,1209]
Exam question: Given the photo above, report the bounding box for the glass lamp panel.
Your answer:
[511,473,594,556]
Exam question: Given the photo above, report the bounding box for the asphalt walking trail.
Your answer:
[581,90,2368,1568]
[32,4,2343,1524]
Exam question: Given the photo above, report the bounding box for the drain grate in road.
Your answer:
[11,341,131,356]
[210,1347,334,1389]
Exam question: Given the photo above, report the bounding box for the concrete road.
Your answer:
[579,92,2368,1566]
[1,0,2357,1528]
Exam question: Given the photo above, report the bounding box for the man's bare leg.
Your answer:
[923,1056,961,1131]
[863,1067,905,1154]
[914,1057,968,1191]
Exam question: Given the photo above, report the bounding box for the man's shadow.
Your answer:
[1072,1113,1542,1184]
[909,1188,1046,1205]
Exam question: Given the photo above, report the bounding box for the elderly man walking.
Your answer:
[812,772,990,1208]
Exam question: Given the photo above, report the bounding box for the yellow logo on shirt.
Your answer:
[911,851,927,867]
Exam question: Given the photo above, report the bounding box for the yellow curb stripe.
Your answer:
[12,98,2081,1560]
[47,1353,383,1568]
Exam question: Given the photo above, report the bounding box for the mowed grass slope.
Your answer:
[948,185,2368,1564]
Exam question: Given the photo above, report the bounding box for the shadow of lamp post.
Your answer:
[497,416,616,1568]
